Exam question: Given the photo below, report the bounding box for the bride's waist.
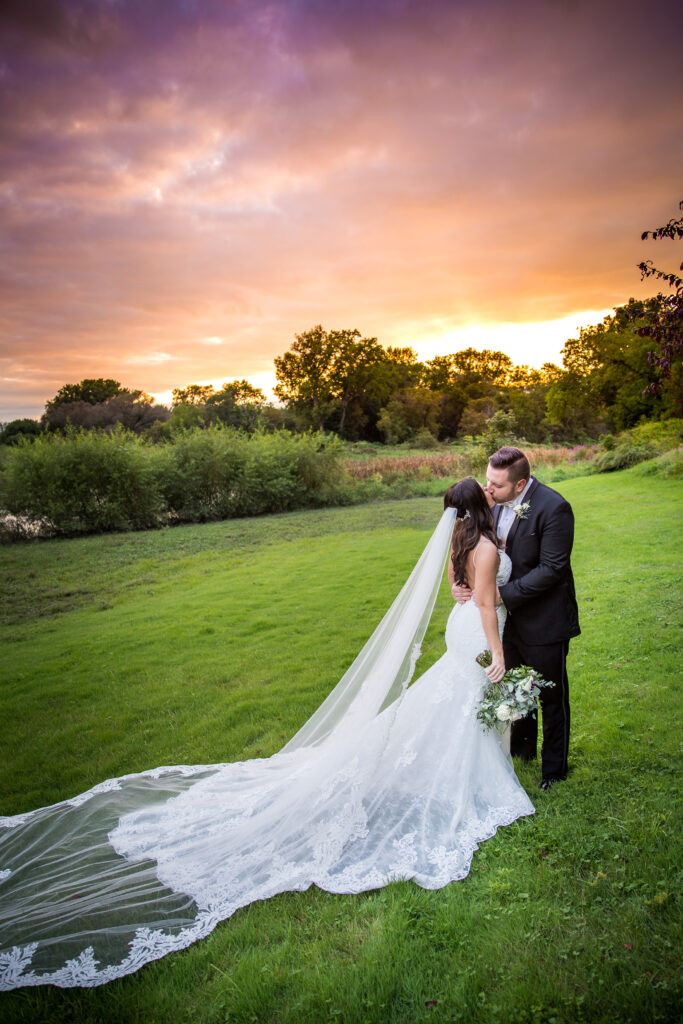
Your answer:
[449,601,505,620]
[445,601,506,637]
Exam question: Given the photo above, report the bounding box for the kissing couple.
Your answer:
[451,445,580,791]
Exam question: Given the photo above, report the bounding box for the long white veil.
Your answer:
[0,508,457,990]
[284,506,456,750]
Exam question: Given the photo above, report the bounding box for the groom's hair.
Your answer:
[489,446,530,484]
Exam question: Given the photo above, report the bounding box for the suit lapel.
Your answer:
[505,510,522,550]
[505,478,541,552]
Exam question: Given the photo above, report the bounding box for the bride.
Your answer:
[0,478,534,990]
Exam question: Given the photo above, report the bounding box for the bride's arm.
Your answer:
[473,542,505,683]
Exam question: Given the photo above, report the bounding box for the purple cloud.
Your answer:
[0,0,681,417]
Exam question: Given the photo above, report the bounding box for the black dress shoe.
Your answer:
[540,777,562,792]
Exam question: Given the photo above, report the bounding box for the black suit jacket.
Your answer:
[495,479,580,646]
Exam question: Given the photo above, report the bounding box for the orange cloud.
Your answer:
[0,0,681,418]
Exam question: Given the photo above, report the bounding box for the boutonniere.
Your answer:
[512,501,530,520]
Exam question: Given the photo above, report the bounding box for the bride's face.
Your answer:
[478,481,495,508]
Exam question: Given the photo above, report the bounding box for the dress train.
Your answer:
[0,538,533,989]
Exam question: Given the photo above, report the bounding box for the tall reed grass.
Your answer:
[344,446,586,483]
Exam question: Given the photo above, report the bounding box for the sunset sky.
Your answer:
[1,0,681,420]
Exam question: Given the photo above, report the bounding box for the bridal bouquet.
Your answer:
[474,650,554,733]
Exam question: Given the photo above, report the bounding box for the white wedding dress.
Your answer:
[0,514,534,990]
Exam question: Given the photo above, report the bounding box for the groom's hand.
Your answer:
[452,583,473,604]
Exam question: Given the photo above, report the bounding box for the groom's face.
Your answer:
[485,464,527,504]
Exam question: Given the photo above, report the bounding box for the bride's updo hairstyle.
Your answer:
[443,477,498,587]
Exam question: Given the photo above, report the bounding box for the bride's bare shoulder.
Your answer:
[473,537,500,567]
[477,536,498,553]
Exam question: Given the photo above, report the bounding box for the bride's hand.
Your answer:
[485,655,505,684]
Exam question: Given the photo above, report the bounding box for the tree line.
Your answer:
[1,299,679,449]
[3,205,681,447]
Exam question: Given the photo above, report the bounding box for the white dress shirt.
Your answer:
[496,476,534,543]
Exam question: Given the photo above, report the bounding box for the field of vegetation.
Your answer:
[0,464,681,1023]
[1,419,680,541]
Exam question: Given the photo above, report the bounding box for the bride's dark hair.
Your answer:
[443,477,498,587]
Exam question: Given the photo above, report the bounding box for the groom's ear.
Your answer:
[514,478,527,495]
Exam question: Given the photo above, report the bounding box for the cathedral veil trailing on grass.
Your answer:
[0,507,534,990]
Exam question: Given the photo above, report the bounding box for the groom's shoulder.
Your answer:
[531,479,573,512]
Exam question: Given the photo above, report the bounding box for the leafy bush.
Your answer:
[161,428,345,521]
[5,421,678,542]
[235,429,344,515]
[407,428,441,450]
[481,410,521,454]
[0,419,43,446]
[628,417,683,448]
[591,418,682,473]
[592,440,659,473]
[0,427,166,537]
[0,427,347,539]
[631,447,682,478]
[159,428,245,521]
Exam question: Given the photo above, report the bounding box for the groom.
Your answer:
[455,446,580,790]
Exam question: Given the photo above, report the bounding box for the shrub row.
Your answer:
[0,427,346,539]
[1,421,680,541]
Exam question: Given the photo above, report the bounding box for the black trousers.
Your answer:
[503,635,571,781]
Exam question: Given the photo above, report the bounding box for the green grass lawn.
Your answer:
[0,468,681,1023]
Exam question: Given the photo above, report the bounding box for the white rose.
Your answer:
[496,704,512,721]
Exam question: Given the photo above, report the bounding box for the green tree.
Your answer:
[506,363,561,389]
[420,350,518,439]
[206,381,266,431]
[421,349,514,390]
[172,384,216,407]
[457,397,498,437]
[630,202,682,395]
[42,391,170,434]
[274,326,337,429]
[274,326,390,436]
[326,330,386,437]
[357,347,421,407]
[502,363,561,443]
[377,388,442,443]
[348,347,422,440]
[419,356,469,438]
[164,403,206,433]
[420,355,455,391]
[0,418,43,445]
[546,304,668,433]
[450,348,514,385]
[45,379,125,411]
